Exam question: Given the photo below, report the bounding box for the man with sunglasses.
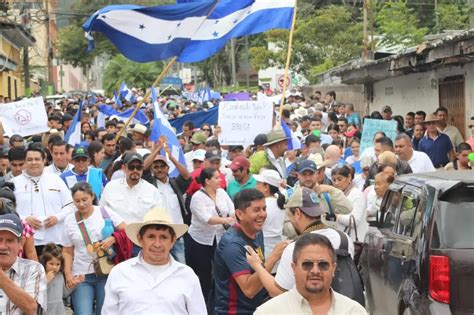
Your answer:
[100,152,164,226]
[246,187,354,298]
[255,233,366,314]
[60,146,108,194]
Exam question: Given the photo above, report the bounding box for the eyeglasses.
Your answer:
[301,260,331,272]
[127,165,144,171]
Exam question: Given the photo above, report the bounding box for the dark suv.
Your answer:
[360,171,474,315]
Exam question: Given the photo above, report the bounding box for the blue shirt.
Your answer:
[60,167,108,193]
[418,133,452,167]
[347,113,361,126]
[214,226,267,315]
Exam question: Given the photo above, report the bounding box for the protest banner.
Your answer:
[218,101,273,146]
[0,97,49,137]
[360,118,398,153]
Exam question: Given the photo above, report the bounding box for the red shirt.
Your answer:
[186,166,227,196]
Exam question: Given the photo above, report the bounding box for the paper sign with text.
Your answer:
[360,119,398,153]
[218,101,273,146]
[0,97,49,137]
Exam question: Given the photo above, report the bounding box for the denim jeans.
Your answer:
[171,237,186,264]
[72,273,107,315]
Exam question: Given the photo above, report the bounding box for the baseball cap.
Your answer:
[253,134,267,146]
[192,149,206,161]
[297,159,317,173]
[153,155,168,164]
[0,213,23,237]
[61,113,73,123]
[123,152,144,164]
[286,187,324,217]
[205,149,221,161]
[253,169,282,188]
[72,146,89,160]
[382,105,392,113]
[228,145,244,152]
[226,155,250,171]
[190,132,207,145]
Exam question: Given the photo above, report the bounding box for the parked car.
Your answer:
[360,171,474,314]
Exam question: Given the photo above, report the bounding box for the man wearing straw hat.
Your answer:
[249,128,289,178]
[102,207,206,314]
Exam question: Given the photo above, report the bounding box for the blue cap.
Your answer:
[297,159,317,173]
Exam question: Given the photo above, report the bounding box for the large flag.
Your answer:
[281,118,302,150]
[150,86,187,177]
[82,2,218,62]
[177,0,295,62]
[64,101,84,146]
[98,105,150,126]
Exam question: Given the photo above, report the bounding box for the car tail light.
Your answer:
[429,255,450,304]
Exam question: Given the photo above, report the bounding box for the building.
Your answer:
[0,21,35,99]
[317,30,474,138]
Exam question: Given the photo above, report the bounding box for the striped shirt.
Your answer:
[3,257,47,315]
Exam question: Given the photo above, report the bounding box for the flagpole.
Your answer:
[278,1,297,119]
[114,56,178,141]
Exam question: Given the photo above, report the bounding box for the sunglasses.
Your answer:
[202,128,211,132]
[301,260,331,272]
[127,165,144,171]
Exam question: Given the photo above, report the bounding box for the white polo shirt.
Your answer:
[13,171,74,246]
[100,178,164,223]
[406,150,436,173]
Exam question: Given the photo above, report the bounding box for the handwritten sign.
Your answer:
[218,101,273,146]
[360,119,398,153]
[0,97,49,137]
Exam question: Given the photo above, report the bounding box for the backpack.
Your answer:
[332,230,365,307]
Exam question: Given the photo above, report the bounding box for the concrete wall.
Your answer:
[371,62,474,136]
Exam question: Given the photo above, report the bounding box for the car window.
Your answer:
[395,196,419,237]
[381,190,402,230]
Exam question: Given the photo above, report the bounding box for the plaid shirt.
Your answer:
[5,257,47,315]
[18,221,35,258]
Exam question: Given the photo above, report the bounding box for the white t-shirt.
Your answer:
[263,197,285,238]
[0,289,6,314]
[62,206,124,275]
[275,228,354,291]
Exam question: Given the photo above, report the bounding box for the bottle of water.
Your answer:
[101,219,115,259]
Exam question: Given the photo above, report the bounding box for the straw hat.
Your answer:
[264,128,289,146]
[125,207,188,247]
[422,113,440,124]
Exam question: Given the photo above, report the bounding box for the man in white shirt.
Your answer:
[184,132,207,172]
[254,233,366,315]
[100,152,164,225]
[394,134,435,173]
[13,146,74,255]
[102,207,206,315]
[44,140,73,176]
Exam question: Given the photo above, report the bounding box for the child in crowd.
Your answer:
[40,243,83,315]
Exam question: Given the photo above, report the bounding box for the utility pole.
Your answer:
[230,38,237,87]
[23,47,31,96]
[470,0,474,29]
[245,37,250,88]
[46,0,53,95]
[363,0,368,60]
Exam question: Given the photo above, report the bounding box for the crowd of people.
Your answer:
[0,87,472,315]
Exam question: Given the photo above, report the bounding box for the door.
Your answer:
[439,76,466,139]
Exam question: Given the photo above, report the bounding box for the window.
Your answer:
[380,190,403,230]
[395,196,419,237]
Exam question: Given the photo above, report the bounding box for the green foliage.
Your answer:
[434,3,469,32]
[308,59,334,83]
[376,1,428,48]
[102,55,163,94]
[249,5,363,83]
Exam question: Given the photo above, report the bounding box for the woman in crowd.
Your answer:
[84,130,96,143]
[81,122,92,139]
[366,172,395,221]
[185,167,235,301]
[331,165,368,243]
[63,182,126,315]
[326,123,341,142]
[88,141,105,168]
[200,123,213,139]
[253,169,286,258]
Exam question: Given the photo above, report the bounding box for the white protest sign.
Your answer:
[360,118,398,153]
[0,97,49,137]
[218,101,273,146]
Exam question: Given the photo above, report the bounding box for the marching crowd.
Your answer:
[0,87,472,315]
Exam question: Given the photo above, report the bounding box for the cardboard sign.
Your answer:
[0,97,49,137]
[360,118,398,153]
[218,101,273,146]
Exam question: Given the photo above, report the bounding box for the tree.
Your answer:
[102,55,163,94]
[376,1,428,48]
[435,3,470,33]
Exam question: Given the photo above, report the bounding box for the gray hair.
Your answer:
[395,133,412,146]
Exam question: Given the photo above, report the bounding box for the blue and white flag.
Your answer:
[281,119,302,150]
[177,0,295,62]
[82,2,218,63]
[113,90,123,108]
[64,101,84,146]
[119,82,136,103]
[98,105,150,126]
[150,86,187,177]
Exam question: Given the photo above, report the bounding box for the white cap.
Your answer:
[253,169,283,188]
[192,149,206,161]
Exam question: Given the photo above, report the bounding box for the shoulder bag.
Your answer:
[344,215,363,266]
